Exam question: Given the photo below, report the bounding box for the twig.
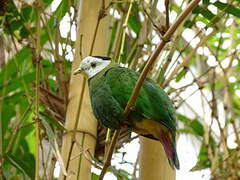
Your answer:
[132,150,139,180]
[98,0,201,179]
[64,129,97,140]
[54,21,67,102]
[99,130,121,180]
[70,148,102,170]
[210,69,229,156]
[143,8,162,34]
[35,1,42,179]
[165,0,170,30]
[0,39,7,179]
[118,0,134,63]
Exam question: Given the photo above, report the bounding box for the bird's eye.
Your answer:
[90,62,97,68]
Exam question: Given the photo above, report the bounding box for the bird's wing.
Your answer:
[105,66,176,133]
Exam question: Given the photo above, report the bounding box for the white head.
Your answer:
[74,56,111,78]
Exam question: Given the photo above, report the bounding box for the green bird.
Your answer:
[74,56,179,169]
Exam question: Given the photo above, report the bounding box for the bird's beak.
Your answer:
[73,67,82,75]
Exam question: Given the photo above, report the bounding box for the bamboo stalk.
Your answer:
[60,0,110,179]
[139,137,175,180]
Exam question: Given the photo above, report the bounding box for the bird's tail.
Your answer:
[160,130,180,169]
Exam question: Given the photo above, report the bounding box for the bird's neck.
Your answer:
[89,62,118,79]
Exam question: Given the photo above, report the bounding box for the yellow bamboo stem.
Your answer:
[139,137,175,180]
[60,0,110,179]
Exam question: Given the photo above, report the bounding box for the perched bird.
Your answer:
[74,56,179,169]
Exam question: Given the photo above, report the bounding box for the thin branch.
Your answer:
[143,8,162,34]
[0,38,7,178]
[132,150,139,180]
[35,1,42,179]
[54,20,67,102]
[99,130,121,180]
[118,0,134,63]
[165,0,170,30]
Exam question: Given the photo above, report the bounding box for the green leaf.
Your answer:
[2,72,35,97]
[191,144,211,171]
[0,47,32,84]
[2,104,15,140]
[177,114,205,137]
[213,1,240,18]
[10,20,22,31]
[43,0,54,7]
[190,120,204,136]
[41,117,67,175]
[128,3,141,35]
[21,5,34,22]
[91,173,99,180]
[157,68,165,85]
[5,153,35,179]
[41,117,56,148]
[203,0,210,5]
[12,114,35,154]
[40,112,65,130]
[115,169,131,180]
[192,5,220,25]
[184,20,195,28]
[175,68,187,82]
[128,15,141,35]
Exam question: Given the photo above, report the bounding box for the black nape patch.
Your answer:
[92,56,111,61]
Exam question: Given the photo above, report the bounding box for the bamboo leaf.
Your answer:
[193,5,220,24]
[175,68,188,82]
[213,1,240,18]
[41,117,67,176]
[5,153,35,179]
[203,0,210,5]
[190,120,204,136]
[128,3,141,35]
[40,112,65,130]
[191,145,211,171]
[91,173,99,180]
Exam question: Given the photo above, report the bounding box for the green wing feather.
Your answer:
[105,66,179,169]
[105,66,177,133]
